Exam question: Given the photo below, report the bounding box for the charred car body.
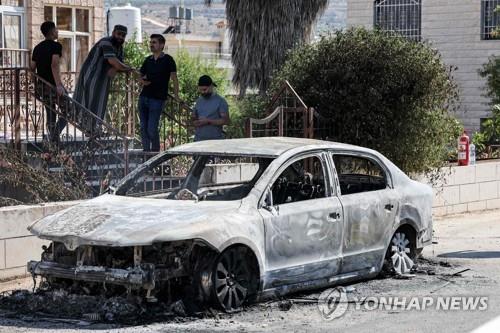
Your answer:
[28,137,433,312]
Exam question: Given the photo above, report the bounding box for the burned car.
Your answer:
[28,137,433,312]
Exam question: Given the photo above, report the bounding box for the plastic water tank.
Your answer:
[107,3,142,43]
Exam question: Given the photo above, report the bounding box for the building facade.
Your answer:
[347,0,500,132]
[0,0,104,71]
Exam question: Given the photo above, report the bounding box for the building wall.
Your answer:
[346,0,500,132]
[26,0,105,50]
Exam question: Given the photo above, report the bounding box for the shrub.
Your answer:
[271,28,462,175]
[225,95,267,138]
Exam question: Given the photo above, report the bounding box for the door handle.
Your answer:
[329,212,341,220]
[385,204,394,211]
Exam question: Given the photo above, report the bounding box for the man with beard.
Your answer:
[73,25,132,129]
[138,34,179,152]
[192,75,229,142]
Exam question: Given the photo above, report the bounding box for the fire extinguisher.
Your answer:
[458,130,470,166]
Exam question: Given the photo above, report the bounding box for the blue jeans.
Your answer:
[139,96,165,152]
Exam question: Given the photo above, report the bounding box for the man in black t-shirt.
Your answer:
[138,34,179,152]
[31,21,67,145]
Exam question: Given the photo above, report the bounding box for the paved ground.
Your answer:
[1,209,499,332]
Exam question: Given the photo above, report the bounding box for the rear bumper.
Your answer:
[27,260,157,289]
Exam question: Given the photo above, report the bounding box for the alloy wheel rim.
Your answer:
[214,249,250,311]
[390,232,414,275]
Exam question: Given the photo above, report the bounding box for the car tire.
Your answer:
[386,228,416,275]
[211,246,258,312]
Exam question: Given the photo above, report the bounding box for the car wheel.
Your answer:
[388,230,415,275]
[212,246,258,312]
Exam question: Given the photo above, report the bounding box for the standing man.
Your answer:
[192,75,229,141]
[138,34,179,152]
[31,21,67,145]
[73,25,132,126]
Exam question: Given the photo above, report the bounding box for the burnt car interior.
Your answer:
[177,155,273,201]
[271,155,327,205]
[116,154,274,201]
[333,154,387,195]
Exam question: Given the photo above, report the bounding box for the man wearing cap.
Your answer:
[73,25,132,127]
[192,75,229,141]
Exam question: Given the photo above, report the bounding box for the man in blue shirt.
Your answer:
[192,75,229,141]
[138,34,179,152]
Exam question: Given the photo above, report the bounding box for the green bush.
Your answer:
[271,28,462,175]
[225,95,267,138]
[124,35,229,106]
[478,57,500,151]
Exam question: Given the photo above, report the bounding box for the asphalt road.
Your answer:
[1,209,499,332]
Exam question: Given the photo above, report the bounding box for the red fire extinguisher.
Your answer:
[458,130,470,166]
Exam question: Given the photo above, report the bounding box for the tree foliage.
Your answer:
[479,55,500,106]
[206,0,327,96]
[173,49,228,106]
[272,28,462,175]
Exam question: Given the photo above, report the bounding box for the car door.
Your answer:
[329,152,398,274]
[259,152,343,289]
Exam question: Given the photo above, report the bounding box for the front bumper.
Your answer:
[27,260,158,289]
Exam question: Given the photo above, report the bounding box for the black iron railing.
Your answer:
[0,48,29,68]
[107,72,193,150]
[0,67,134,194]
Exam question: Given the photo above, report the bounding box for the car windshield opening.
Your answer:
[115,153,274,201]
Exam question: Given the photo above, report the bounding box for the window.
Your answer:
[3,14,20,49]
[0,3,25,67]
[270,155,328,206]
[44,6,91,72]
[0,1,23,6]
[482,0,500,40]
[333,155,387,195]
[374,0,421,40]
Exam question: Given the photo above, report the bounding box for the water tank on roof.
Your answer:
[107,3,142,43]
[169,6,193,20]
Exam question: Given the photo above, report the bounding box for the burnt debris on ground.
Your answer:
[0,288,211,326]
[0,256,468,325]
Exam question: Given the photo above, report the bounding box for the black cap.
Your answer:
[113,24,128,33]
[198,75,217,87]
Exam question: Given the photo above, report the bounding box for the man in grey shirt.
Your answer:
[192,75,229,141]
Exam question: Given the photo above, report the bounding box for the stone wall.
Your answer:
[428,161,500,216]
[0,201,79,280]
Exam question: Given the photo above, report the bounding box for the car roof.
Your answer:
[169,137,360,157]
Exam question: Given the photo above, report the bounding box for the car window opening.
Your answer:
[115,154,274,201]
[332,154,387,195]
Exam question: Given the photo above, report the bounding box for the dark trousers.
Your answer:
[36,85,68,144]
[139,95,165,152]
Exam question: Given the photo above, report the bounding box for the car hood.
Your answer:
[29,194,242,250]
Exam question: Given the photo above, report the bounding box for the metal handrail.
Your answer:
[0,67,136,194]
[31,71,130,140]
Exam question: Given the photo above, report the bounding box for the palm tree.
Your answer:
[206,0,328,97]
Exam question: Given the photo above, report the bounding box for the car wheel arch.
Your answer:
[217,238,265,277]
[384,220,419,259]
